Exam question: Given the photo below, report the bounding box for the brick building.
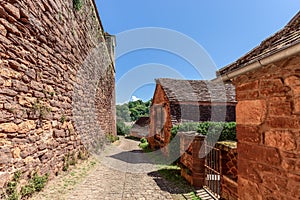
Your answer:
[0,0,115,188]
[148,78,236,149]
[130,116,150,139]
[217,11,300,199]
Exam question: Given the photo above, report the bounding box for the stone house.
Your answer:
[148,78,236,149]
[130,116,150,139]
[0,0,115,188]
[217,11,300,199]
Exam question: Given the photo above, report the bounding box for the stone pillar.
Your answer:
[179,132,206,189]
[192,135,206,189]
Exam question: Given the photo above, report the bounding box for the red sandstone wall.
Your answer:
[0,0,115,188]
[149,84,172,149]
[233,55,300,199]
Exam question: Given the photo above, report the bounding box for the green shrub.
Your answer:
[4,171,48,199]
[116,120,131,135]
[73,0,83,11]
[138,138,150,151]
[171,121,236,141]
[20,173,48,197]
[140,137,147,143]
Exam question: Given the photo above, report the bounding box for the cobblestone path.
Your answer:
[67,137,174,200]
[31,137,197,200]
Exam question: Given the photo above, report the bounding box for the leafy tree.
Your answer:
[117,99,152,122]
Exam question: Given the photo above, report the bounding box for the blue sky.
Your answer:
[95,1,299,103]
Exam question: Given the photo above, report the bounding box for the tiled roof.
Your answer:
[156,78,236,103]
[218,11,300,76]
[130,117,150,132]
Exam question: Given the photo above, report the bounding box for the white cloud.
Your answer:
[131,96,140,101]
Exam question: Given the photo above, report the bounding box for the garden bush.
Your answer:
[171,121,236,141]
[116,120,131,135]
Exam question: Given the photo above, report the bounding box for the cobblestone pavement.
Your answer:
[31,137,196,200]
[67,138,179,200]
[66,137,174,200]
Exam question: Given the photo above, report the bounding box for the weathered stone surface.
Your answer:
[294,97,300,114]
[12,79,28,92]
[238,177,263,200]
[233,55,300,200]
[0,122,19,132]
[0,110,14,123]
[33,90,45,98]
[0,88,18,96]
[285,75,300,86]
[265,130,297,151]
[53,129,65,138]
[236,100,266,125]
[0,18,19,35]
[30,80,43,91]
[0,172,10,188]
[3,3,20,19]
[0,0,115,190]
[18,120,36,134]
[236,125,261,144]
[12,147,21,158]
[0,67,22,78]
[0,24,7,36]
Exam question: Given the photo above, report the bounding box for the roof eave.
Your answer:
[216,41,300,82]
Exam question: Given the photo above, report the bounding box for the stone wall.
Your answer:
[233,54,300,199]
[149,84,172,150]
[170,103,236,123]
[179,132,205,189]
[0,0,115,188]
[216,142,238,200]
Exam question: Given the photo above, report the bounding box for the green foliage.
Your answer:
[171,122,236,141]
[140,137,147,143]
[116,104,131,122]
[4,171,48,200]
[69,153,77,166]
[13,171,21,182]
[138,137,149,151]
[63,153,70,171]
[5,181,19,200]
[78,150,88,160]
[32,100,52,118]
[73,0,83,11]
[128,99,152,121]
[20,173,49,198]
[116,120,131,135]
[117,99,152,122]
[60,115,66,123]
[106,134,119,143]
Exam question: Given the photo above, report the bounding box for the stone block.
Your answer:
[0,24,7,36]
[266,117,300,129]
[0,88,18,96]
[238,143,281,166]
[264,130,297,151]
[12,79,28,92]
[18,120,36,134]
[0,18,19,36]
[0,172,10,188]
[238,177,263,200]
[236,80,259,92]
[3,3,20,19]
[284,75,300,86]
[0,122,19,132]
[294,97,300,114]
[236,124,261,144]
[236,100,266,125]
